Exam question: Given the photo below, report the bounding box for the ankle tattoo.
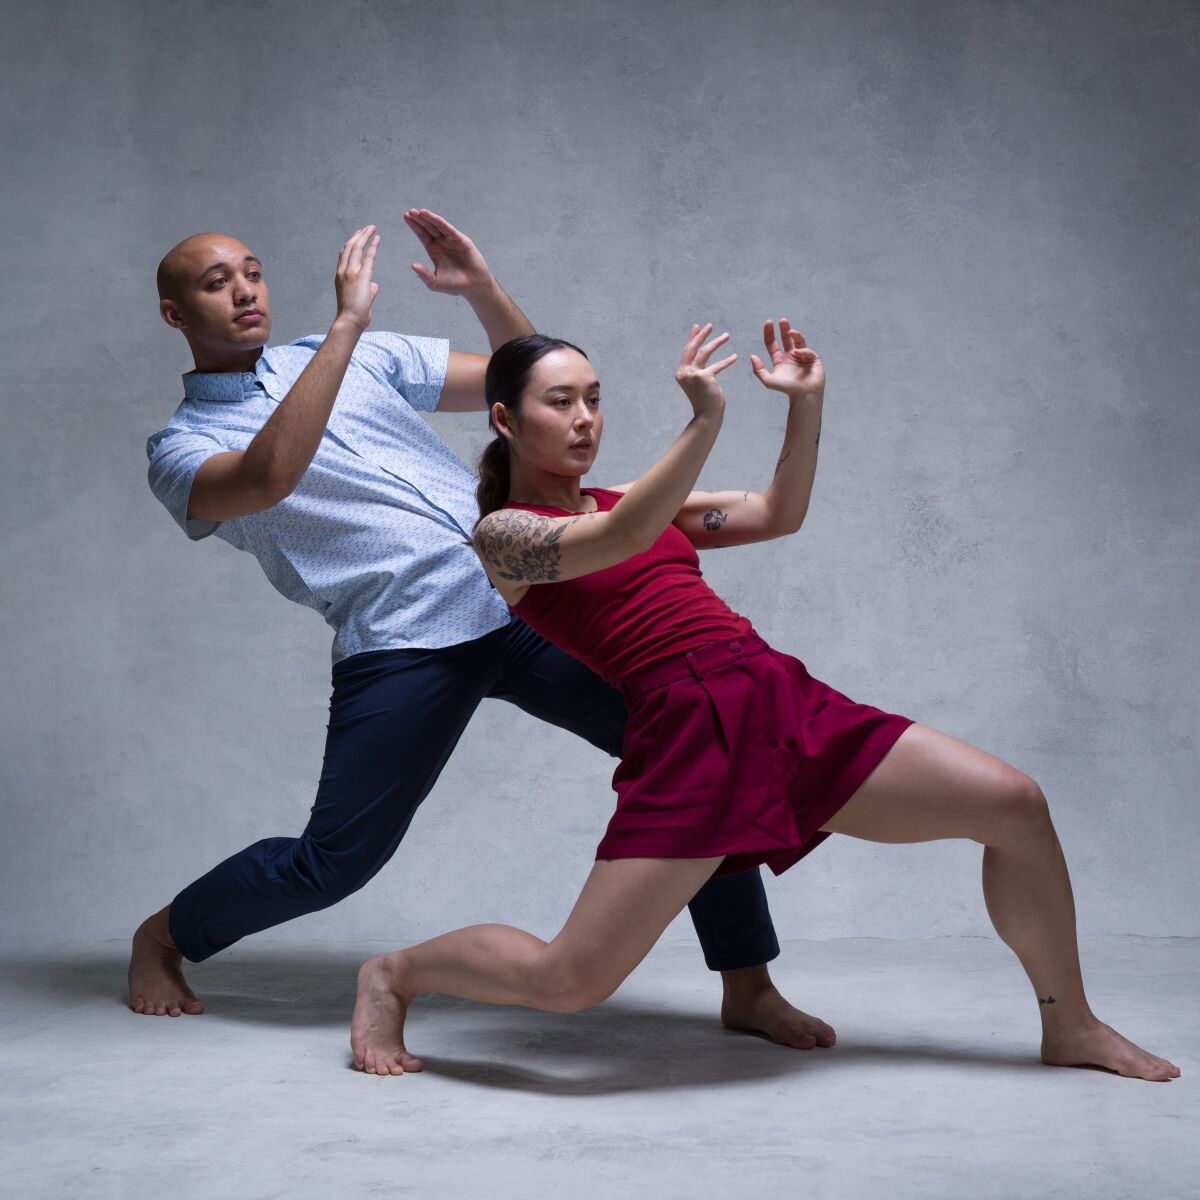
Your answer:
[1038,995,1056,1006]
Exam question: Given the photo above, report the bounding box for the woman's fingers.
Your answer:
[762,319,779,357]
[709,352,738,375]
[694,330,731,368]
[681,322,714,364]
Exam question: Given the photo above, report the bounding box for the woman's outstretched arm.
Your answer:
[473,323,735,603]
[625,319,824,550]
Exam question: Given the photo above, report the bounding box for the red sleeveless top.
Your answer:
[504,487,752,688]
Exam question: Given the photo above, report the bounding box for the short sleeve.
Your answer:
[146,424,227,541]
[353,331,450,413]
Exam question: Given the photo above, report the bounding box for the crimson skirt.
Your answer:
[598,629,916,877]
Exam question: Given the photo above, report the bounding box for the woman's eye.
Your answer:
[247,272,261,280]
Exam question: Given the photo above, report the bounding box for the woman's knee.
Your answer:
[530,960,622,1014]
[987,771,1051,843]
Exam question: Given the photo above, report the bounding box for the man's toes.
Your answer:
[131,996,145,1014]
[183,998,205,1015]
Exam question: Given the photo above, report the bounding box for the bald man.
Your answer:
[134,212,836,1054]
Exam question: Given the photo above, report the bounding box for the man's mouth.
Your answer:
[234,310,263,325]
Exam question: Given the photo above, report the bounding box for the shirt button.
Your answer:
[729,640,741,653]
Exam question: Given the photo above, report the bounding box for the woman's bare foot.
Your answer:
[351,952,426,1076]
[720,965,836,1049]
[1042,1015,1180,1081]
[127,906,205,1017]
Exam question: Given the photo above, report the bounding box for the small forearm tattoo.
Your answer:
[1038,995,1056,1006]
[702,508,728,532]
[815,427,821,447]
[774,450,791,477]
[474,510,582,582]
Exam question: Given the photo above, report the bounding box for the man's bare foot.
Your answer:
[1042,1015,1180,1081]
[720,964,836,1049]
[351,952,426,1076]
[127,906,204,1017]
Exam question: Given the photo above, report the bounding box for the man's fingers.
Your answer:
[362,233,381,271]
[337,228,363,274]
[749,353,771,381]
[413,208,461,241]
[411,262,436,289]
[406,209,446,242]
[348,225,376,271]
[762,319,779,357]
[403,213,437,250]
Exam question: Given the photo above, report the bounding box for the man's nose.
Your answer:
[233,276,258,304]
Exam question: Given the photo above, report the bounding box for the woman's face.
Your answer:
[506,347,603,477]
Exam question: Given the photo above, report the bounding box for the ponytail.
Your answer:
[475,435,512,523]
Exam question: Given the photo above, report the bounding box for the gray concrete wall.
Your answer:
[1,0,1196,951]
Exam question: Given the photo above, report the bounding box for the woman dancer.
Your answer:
[351,320,1177,1081]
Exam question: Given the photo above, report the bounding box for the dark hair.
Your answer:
[474,334,589,524]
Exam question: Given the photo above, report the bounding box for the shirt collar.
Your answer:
[182,353,277,404]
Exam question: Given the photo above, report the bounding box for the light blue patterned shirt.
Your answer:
[146,331,512,663]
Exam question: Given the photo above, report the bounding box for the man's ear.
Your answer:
[159,298,186,330]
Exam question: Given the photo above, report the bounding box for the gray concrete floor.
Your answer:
[0,936,1194,1199]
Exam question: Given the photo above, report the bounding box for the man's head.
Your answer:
[157,232,272,370]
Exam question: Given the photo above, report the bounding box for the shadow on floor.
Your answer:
[3,948,1045,1094]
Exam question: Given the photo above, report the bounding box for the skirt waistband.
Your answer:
[618,630,769,704]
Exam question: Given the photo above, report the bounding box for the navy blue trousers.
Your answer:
[169,616,781,970]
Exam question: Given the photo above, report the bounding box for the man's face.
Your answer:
[159,234,272,362]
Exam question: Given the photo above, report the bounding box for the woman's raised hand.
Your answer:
[675,323,737,416]
[749,319,825,401]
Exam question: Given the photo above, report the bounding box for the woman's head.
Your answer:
[475,334,603,520]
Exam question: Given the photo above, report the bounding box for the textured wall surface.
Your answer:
[1,0,1196,951]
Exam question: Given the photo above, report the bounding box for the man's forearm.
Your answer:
[243,318,362,496]
[463,278,535,350]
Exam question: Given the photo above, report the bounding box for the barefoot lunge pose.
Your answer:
[134,214,825,1050]
[352,321,1179,1082]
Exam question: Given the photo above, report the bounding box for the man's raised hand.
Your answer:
[404,209,494,299]
[749,319,825,401]
[335,226,381,333]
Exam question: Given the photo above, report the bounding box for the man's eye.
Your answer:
[208,279,226,289]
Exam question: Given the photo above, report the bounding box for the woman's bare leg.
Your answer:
[351,856,722,1075]
[820,723,1179,1081]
